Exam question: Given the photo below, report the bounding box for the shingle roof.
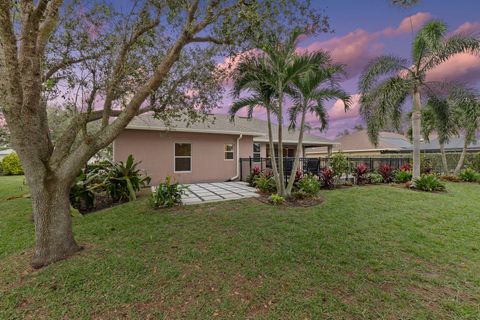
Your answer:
[127,113,336,146]
[420,137,480,151]
[333,130,411,152]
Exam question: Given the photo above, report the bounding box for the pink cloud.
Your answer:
[452,22,480,35]
[426,53,480,84]
[382,12,433,36]
[300,29,383,78]
[328,94,361,121]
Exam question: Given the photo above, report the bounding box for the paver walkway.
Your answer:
[182,181,259,205]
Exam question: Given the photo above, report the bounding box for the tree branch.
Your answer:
[44,54,101,80]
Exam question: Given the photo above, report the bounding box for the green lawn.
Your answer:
[1,176,480,319]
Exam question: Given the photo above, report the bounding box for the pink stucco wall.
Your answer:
[113,129,254,184]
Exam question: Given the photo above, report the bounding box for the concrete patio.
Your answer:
[182,181,259,205]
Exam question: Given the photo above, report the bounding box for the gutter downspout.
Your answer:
[229,134,243,181]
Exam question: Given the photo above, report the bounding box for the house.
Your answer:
[0,148,14,161]
[113,114,336,184]
[305,130,480,157]
[305,130,411,157]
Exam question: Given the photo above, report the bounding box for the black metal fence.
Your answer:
[239,156,412,182]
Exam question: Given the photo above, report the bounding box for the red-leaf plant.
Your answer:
[354,162,368,185]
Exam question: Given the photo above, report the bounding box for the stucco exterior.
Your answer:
[114,129,254,184]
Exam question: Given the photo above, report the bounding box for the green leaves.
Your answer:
[358,55,408,94]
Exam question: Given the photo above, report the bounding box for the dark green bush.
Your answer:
[297,173,320,196]
[412,175,446,192]
[255,173,276,193]
[393,169,413,183]
[104,155,151,202]
[366,172,383,184]
[2,152,23,175]
[458,168,480,182]
[150,176,186,208]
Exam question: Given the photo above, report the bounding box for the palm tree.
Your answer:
[285,60,350,195]
[450,88,480,174]
[420,96,459,174]
[359,20,480,178]
[230,55,282,190]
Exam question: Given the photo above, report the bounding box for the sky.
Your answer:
[213,0,480,139]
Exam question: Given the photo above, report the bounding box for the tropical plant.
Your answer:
[104,155,151,202]
[378,163,393,182]
[150,176,187,208]
[319,167,335,189]
[359,20,480,179]
[458,168,480,182]
[420,154,434,174]
[246,166,262,187]
[400,163,411,172]
[393,169,413,183]
[255,173,276,194]
[354,163,368,185]
[269,193,285,205]
[367,172,384,184]
[412,174,446,192]
[330,152,351,183]
[230,56,281,190]
[297,173,320,196]
[69,172,97,211]
[285,52,350,194]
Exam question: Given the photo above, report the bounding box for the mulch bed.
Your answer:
[256,193,324,207]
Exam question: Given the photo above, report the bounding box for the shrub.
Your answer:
[378,163,393,182]
[458,168,480,182]
[293,169,303,187]
[292,190,309,200]
[247,166,261,187]
[2,152,23,175]
[255,173,276,193]
[354,162,368,185]
[69,171,96,211]
[400,163,411,172]
[319,167,335,189]
[269,193,285,205]
[420,155,433,174]
[150,176,186,208]
[412,175,446,192]
[366,172,383,184]
[393,169,412,183]
[297,173,320,196]
[104,155,151,202]
[331,152,351,182]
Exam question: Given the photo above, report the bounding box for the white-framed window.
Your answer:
[174,143,191,172]
[224,144,234,160]
[253,143,261,160]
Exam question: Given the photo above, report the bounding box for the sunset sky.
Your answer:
[214,0,480,139]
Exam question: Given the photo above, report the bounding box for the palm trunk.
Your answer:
[439,143,449,175]
[454,138,469,175]
[266,109,281,190]
[285,109,306,196]
[412,89,422,179]
[277,90,286,196]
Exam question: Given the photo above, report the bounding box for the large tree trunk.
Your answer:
[454,138,469,175]
[266,109,281,190]
[411,89,422,179]
[30,177,81,268]
[439,143,449,175]
[285,109,306,196]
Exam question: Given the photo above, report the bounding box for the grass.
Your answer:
[1,176,480,319]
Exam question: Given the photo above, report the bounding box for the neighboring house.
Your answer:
[305,130,411,157]
[0,148,14,161]
[113,114,336,184]
[418,137,480,153]
[306,130,480,157]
